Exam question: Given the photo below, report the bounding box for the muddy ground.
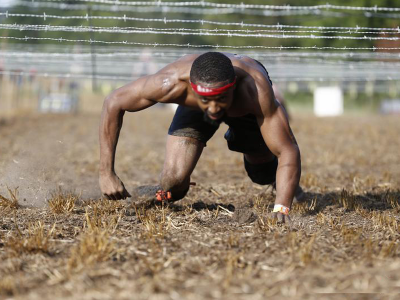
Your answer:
[1,108,400,299]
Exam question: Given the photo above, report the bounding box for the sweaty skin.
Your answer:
[99,53,301,221]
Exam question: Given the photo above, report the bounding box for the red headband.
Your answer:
[190,78,236,96]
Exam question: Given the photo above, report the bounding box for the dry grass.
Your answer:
[370,211,399,233]
[339,224,362,243]
[67,208,118,272]
[135,204,170,239]
[257,215,279,233]
[384,190,400,210]
[5,221,55,256]
[1,113,400,299]
[222,251,247,288]
[0,187,19,210]
[379,241,398,258]
[292,197,317,215]
[84,198,125,217]
[67,229,116,272]
[337,189,360,211]
[48,189,78,214]
[253,192,273,214]
[0,276,17,297]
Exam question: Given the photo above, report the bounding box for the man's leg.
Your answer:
[244,151,304,202]
[244,150,277,186]
[160,135,204,200]
[244,152,275,165]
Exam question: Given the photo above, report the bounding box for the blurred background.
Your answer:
[1,0,400,118]
[2,3,400,298]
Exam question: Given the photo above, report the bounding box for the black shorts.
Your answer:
[168,106,270,153]
[168,107,277,185]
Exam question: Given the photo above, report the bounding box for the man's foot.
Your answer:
[155,190,172,202]
[132,182,196,206]
[132,185,172,206]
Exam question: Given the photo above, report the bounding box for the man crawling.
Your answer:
[99,52,303,223]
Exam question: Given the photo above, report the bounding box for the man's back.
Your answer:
[152,53,276,119]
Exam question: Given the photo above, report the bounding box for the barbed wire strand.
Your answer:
[3,47,400,61]
[10,1,400,18]
[35,0,400,12]
[2,35,400,51]
[1,12,399,33]
[2,13,400,35]
[5,55,400,69]
[2,23,399,41]
[2,70,398,83]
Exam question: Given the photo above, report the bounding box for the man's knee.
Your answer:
[160,171,190,200]
[244,156,277,185]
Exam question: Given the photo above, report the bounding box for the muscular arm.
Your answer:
[255,79,301,209]
[99,76,158,176]
[99,66,186,199]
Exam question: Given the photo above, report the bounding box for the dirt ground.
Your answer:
[1,108,400,299]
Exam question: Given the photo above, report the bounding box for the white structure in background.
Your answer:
[0,0,16,8]
[39,94,75,113]
[169,103,179,112]
[314,86,343,117]
[381,99,400,114]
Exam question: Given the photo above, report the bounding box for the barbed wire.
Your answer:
[5,55,400,69]
[2,35,400,51]
[2,13,400,36]
[0,51,176,58]
[1,70,398,83]
[2,23,399,41]
[4,44,400,59]
[1,1,400,88]
[11,1,400,19]
[0,70,133,81]
[0,1,312,16]
[1,12,399,33]
[3,48,400,61]
[36,0,400,12]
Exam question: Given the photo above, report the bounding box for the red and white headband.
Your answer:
[190,78,236,96]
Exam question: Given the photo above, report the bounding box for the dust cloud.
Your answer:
[0,115,101,207]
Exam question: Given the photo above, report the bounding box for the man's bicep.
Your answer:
[124,70,185,111]
[108,76,160,112]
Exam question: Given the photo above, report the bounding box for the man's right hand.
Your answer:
[99,172,131,200]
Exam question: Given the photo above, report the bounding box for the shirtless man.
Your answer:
[99,52,303,223]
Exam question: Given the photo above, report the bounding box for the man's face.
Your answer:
[193,80,235,125]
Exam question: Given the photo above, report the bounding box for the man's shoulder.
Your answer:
[236,68,273,100]
[157,54,200,83]
[230,54,266,69]
[233,59,272,97]
[234,70,276,118]
[169,54,200,70]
